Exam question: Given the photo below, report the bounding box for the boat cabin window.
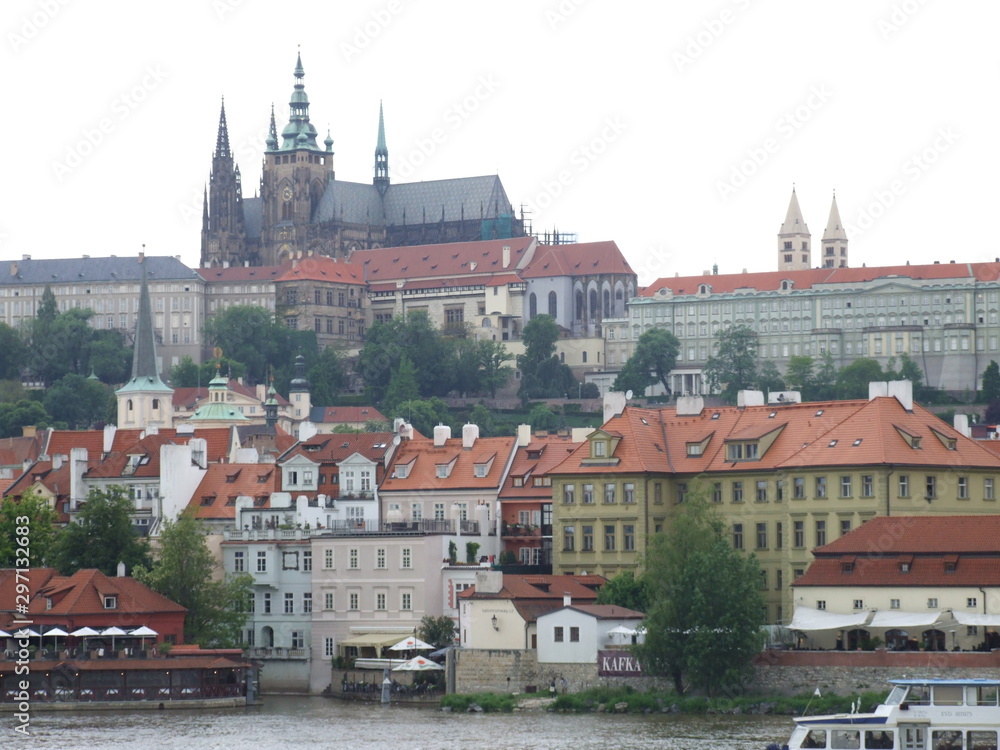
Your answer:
[967,685,999,706]
[906,684,931,705]
[865,731,894,749]
[802,729,827,748]
[831,729,861,749]
[968,730,998,750]
[933,685,964,706]
[885,685,908,705]
[932,730,963,750]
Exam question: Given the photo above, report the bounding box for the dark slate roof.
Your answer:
[243,197,263,240]
[310,175,513,228]
[1,255,199,286]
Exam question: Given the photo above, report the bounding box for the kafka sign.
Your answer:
[597,650,645,677]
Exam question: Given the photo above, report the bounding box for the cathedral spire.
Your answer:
[821,190,849,268]
[266,103,278,152]
[215,97,231,158]
[202,185,209,232]
[279,50,320,151]
[131,261,161,382]
[374,100,389,196]
[777,186,812,272]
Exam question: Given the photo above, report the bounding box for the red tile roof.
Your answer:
[188,463,279,519]
[309,406,386,425]
[500,436,583,501]
[563,604,645,619]
[811,516,1000,556]
[521,241,635,278]
[196,263,290,282]
[0,432,46,467]
[353,237,535,284]
[45,429,108,458]
[460,573,606,601]
[275,255,366,285]
[281,431,395,464]
[380,435,516,492]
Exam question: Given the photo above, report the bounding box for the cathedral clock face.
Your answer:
[281,185,293,201]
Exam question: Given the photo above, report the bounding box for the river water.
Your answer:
[15,695,791,749]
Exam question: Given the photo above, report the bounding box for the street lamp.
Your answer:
[491,615,499,632]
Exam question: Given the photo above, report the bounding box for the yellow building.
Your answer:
[550,383,1000,625]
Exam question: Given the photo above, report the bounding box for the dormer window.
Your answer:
[686,443,702,456]
[593,441,607,458]
[394,464,410,479]
[104,595,117,609]
[436,464,450,479]
[900,562,911,573]
[474,464,487,478]
[726,442,758,461]
[842,563,854,573]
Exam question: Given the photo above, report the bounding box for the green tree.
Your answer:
[202,305,305,385]
[894,353,925,397]
[613,327,681,396]
[383,354,421,413]
[595,571,649,613]
[169,356,201,387]
[0,323,26,380]
[133,511,253,647]
[85,329,132,384]
[479,340,514,398]
[756,360,785,395]
[517,315,574,400]
[50,486,151,576]
[528,403,560,432]
[308,345,348,406]
[418,614,457,649]
[357,312,455,402]
[468,402,505,437]
[43,374,111,429]
[811,351,838,401]
[0,399,49,438]
[784,356,814,393]
[836,358,884,399]
[0,490,59,567]
[389,398,453,437]
[984,361,1000,404]
[635,487,765,695]
[704,325,758,404]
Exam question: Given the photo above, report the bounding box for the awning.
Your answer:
[869,611,949,629]
[338,633,407,649]
[953,611,1000,627]
[789,606,872,631]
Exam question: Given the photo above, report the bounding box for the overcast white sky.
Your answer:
[2,0,997,285]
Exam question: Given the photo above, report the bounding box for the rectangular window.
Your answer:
[712,482,722,503]
[325,637,335,658]
[733,523,744,550]
[554,626,564,642]
[324,592,334,610]
[582,484,594,504]
[256,550,267,572]
[928,597,939,609]
[816,600,826,610]
[853,599,864,610]
[898,474,910,498]
[376,592,386,611]
[563,485,575,504]
[840,519,851,537]
[815,477,827,498]
[623,483,635,503]
[604,524,616,551]
[654,483,663,504]
[732,481,743,503]
[401,592,412,611]
[263,592,271,614]
[401,548,412,569]
[676,483,688,504]
[582,525,594,551]
[303,592,312,613]
[570,626,580,642]
[968,597,978,608]
[840,476,852,498]
[926,476,936,500]
[958,476,968,499]
[284,592,294,614]
[623,524,635,551]
[233,551,245,572]
[756,480,767,502]
[776,522,783,549]
[563,525,575,551]
[987,478,996,500]
[324,548,334,569]
[756,522,767,549]
[349,548,359,569]
[861,475,873,498]
[793,520,805,548]
[434,503,445,521]
[349,592,359,611]
[376,548,386,569]
[890,598,900,610]
[604,483,616,503]
[776,569,783,590]
[303,550,312,571]
[815,520,827,547]
[793,477,805,499]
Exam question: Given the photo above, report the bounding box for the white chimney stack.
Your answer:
[462,423,479,449]
[433,424,452,447]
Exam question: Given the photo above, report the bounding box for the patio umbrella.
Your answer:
[606,625,637,644]
[102,626,127,652]
[71,626,101,655]
[392,655,444,671]
[389,636,434,652]
[0,629,11,638]
[43,627,69,653]
[13,627,40,638]
[130,626,157,650]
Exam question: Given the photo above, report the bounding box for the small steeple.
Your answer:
[265,378,279,427]
[215,97,231,158]
[821,191,849,269]
[131,262,162,382]
[202,185,209,231]
[288,351,311,421]
[777,186,812,272]
[279,50,320,151]
[265,104,278,152]
[374,100,389,196]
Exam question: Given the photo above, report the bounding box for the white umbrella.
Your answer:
[70,627,101,637]
[13,627,40,637]
[103,626,127,652]
[43,627,69,653]
[392,655,444,671]
[130,626,157,650]
[607,625,637,644]
[0,629,11,638]
[389,636,434,652]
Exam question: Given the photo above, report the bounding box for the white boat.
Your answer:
[769,678,1000,750]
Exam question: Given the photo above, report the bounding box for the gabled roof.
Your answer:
[307,405,386,425]
[275,255,366,285]
[281,431,396,464]
[459,574,606,602]
[352,236,535,285]
[45,429,109,459]
[187,463,279,519]
[500,435,584,500]
[0,432,47,468]
[196,263,289,283]
[550,604,646,620]
[521,241,635,278]
[0,255,199,286]
[380,435,516,492]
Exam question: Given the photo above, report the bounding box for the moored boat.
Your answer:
[768,678,1000,750]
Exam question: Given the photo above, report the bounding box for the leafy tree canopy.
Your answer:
[983,361,1000,404]
[389,397,453,437]
[835,358,883,399]
[704,325,758,404]
[50,486,151,576]
[613,328,680,396]
[43,374,111,430]
[0,489,59,568]
[417,614,457,650]
[0,399,49,439]
[595,571,649,614]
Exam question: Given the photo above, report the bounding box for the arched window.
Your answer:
[152,398,159,410]
[126,399,133,412]
[548,291,557,318]
[589,290,599,320]
[575,290,585,320]
[529,293,537,318]
[582,351,588,363]
[603,290,611,318]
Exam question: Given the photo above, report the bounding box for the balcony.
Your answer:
[501,522,543,539]
[245,646,308,660]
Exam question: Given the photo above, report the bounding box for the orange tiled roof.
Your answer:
[521,241,634,278]
[275,255,366,285]
[353,237,535,284]
[500,435,583,501]
[380,435,516,492]
[459,573,606,602]
[45,429,108,458]
[196,263,290,282]
[564,604,645,619]
[281,431,396,464]
[0,432,46,467]
[188,463,279,519]
[309,406,386,425]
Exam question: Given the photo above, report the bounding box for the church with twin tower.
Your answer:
[201,53,524,268]
[776,187,849,272]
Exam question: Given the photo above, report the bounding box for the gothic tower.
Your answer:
[260,52,335,265]
[821,191,849,268]
[374,101,389,197]
[201,99,247,268]
[116,259,174,430]
[777,187,811,272]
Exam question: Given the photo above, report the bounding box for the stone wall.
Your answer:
[450,649,669,694]
[751,649,1000,696]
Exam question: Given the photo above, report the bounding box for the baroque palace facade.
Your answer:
[200,53,524,268]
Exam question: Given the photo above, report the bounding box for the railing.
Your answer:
[5,684,244,703]
[246,646,307,660]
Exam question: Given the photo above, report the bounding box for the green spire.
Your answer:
[116,258,171,395]
[279,50,320,151]
[374,100,389,195]
[266,104,278,152]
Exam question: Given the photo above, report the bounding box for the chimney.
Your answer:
[52,454,63,470]
[433,424,451,447]
[475,570,503,594]
[868,381,889,400]
[137,249,144,264]
[675,396,704,416]
[887,379,913,411]
[736,390,765,407]
[462,423,479,449]
[10,262,18,276]
[22,254,31,261]
[603,391,628,423]
[563,593,571,607]
[69,447,88,511]
[516,423,532,447]
[21,425,36,438]
[954,413,971,438]
[117,561,126,577]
